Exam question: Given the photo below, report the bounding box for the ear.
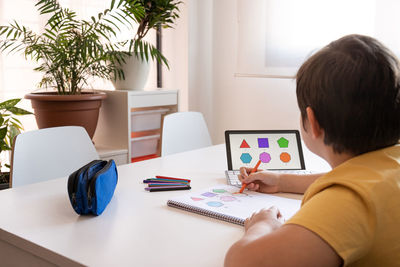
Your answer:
[306,107,323,139]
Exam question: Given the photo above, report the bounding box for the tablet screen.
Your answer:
[225,130,305,170]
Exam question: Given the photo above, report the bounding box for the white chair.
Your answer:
[161,112,212,156]
[10,126,99,188]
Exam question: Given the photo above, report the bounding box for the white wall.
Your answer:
[188,0,301,144]
[188,0,214,133]
[162,1,189,112]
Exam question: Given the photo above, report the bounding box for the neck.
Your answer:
[322,146,354,168]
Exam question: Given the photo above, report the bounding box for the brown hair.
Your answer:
[297,34,400,155]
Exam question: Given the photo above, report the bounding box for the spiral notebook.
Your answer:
[167,185,301,226]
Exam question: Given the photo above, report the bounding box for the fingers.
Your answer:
[250,206,282,219]
[239,167,252,178]
[241,171,257,183]
[262,206,280,218]
[245,183,259,191]
[245,206,284,229]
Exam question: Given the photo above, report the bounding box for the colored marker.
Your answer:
[144,178,190,183]
[147,183,188,187]
[145,186,191,192]
[239,159,262,193]
[155,176,191,183]
[151,178,190,183]
[145,185,190,190]
[143,179,189,184]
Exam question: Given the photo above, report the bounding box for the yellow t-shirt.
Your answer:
[287,145,400,266]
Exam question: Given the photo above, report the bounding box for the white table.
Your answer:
[0,144,330,266]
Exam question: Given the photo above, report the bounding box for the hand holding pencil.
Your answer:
[239,163,283,194]
[239,160,262,193]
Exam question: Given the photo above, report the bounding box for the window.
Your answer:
[0,0,157,129]
[236,0,400,78]
[0,0,156,99]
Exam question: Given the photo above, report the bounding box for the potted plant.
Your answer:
[0,0,129,138]
[112,0,182,90]
[0,99,31,190]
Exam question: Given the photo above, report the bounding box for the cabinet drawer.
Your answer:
[131,108,169,132]
[129,92,177,108]
[131,134,160,158]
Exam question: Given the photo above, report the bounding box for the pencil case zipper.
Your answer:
[87,160,112,209]
[69,160,103,207]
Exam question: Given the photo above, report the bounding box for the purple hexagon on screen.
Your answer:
[259,152,271,163]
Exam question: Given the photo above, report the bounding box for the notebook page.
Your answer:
[168,185,301,221]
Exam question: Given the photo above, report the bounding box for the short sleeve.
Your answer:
[286,185,375,265]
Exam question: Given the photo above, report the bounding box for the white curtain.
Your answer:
[236,0,400,78]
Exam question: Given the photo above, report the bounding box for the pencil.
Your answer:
[239,159,262,193]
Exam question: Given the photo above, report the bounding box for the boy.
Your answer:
[224,34,400,267]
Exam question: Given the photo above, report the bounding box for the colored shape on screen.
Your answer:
[191,197,204,201]
[202,192,217,197]
[213,189,227,193]
[280,152,291,163]
[258,138,269,148]
[277,137,289,148]
[206,201,224,207]
[240,153,252,164]
[240,139,250,148]
[259,152,271,163]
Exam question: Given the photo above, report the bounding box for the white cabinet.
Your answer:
[94,90,178,164]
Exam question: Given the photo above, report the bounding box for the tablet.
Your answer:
[225,130,306,171]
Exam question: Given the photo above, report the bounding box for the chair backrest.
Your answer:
[10,126,99,188]
[161,112,212,156]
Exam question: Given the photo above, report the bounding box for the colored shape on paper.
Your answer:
[258,138,269,148]
[202,192,217,197]
[191,197,203,201]
[277,137,289,148]
[240,153,252,164]
[213,189,227,193]
[259,152,271,163]
[220,196,236,202]
[206,201,224,207]
[280,152,291,163]
[233,192,249,197]
[240,139,250,148]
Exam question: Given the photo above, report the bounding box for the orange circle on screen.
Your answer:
[280,152,291,163]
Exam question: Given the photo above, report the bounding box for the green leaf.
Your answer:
[0,127,7,140]
[0,99,20,109]
[6,107,32,115]
[0,142,11,152]
[8,125,21,143]
[10,117,24,128]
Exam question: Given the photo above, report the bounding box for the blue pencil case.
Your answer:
[67,159,118,216]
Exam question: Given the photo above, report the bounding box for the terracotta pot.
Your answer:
[25,92,107,139]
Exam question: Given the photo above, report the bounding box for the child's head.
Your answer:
[297,34,400,155]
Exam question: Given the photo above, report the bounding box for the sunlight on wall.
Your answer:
[237,0,400,78]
